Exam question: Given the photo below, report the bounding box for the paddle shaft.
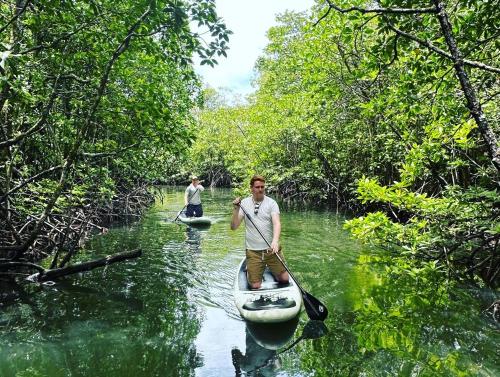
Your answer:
[238,204,302,288]
[174,186,200,221]
[237,203,326,320]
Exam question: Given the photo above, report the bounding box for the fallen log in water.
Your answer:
[31,249,142,282]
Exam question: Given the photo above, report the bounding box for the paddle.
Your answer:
[237,203,329,321]
[173,186,200,222]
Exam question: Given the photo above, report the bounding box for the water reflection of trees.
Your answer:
[0,215,204,376]
[294,255,499,376]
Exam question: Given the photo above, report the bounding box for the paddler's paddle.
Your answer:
[174,186,200,222]
[237,203,328,321]
[277,320,328,354]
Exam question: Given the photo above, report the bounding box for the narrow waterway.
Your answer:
[0,187,498,376]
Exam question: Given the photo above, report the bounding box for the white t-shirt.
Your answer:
[239,195,280,250]
[185,184,204,205]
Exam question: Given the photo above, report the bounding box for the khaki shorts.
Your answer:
[246,246,286,284]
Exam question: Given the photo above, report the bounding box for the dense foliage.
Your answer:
[0,1,230,267]
[188,1,499,286]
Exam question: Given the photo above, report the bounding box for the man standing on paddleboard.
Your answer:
[185,176,205,217]
[231,175,289,289]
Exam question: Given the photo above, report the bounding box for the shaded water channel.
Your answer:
[0,187,498,376]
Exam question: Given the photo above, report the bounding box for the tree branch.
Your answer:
[0,73,61,149]
[0,0,31,35]
[0,165,63,204]
[432,0,500,172]
[35,249,142,282]
[320,2,500,74]
[324,1,437,15]
[386,23,500,74]
[20,22,93,55]
[82,142,139,158]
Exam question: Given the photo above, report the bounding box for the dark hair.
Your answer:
[250,175,265,187]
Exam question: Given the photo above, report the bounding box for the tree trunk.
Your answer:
[433,0,500,172]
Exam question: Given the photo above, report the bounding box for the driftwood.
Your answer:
[31,249,142,282]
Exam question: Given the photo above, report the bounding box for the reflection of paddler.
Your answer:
[232,318,329,376]
[185,226,202,250]
[231,317,299,376]
[247,316,299,350]
[231,335,276,377]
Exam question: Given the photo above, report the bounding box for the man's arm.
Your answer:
[270,213,281,253]
[184,190,189,206]
[231,198,243,230]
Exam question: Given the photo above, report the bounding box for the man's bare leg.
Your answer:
[247,274,262,290]
[275,271,289,284]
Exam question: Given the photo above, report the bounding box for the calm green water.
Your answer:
[0,187,498,376]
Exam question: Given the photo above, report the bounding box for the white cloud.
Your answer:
[195,0,315,98]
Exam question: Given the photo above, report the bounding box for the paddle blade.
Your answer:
[302,320,329,340]
[302,291,328,321]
